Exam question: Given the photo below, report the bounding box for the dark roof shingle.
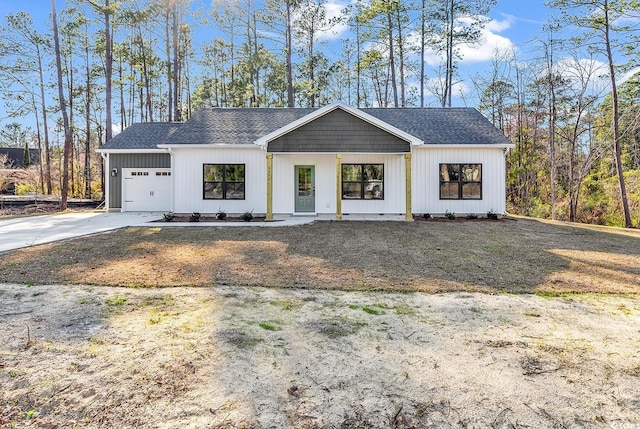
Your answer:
[100,122,181,149]
[99,106,512,149]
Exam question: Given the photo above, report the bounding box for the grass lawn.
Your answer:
[1,217,639,294]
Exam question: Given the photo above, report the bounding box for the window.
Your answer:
[439,164,482,200]
[203,164,245,199]
[342,164,384,200]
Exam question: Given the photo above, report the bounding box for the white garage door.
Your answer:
[122,168,173,212]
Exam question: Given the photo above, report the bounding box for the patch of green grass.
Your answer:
[534,291,583,298]
[269,299,302,311]
[258,321,282,331]
[308,317,366,338]
[26,409,36,419]
[105,296,128,307]
[395,305,415,315]
[31,291,46,297]
[141,294,175,307]
[362,305,385,315]
[348,304,359,310]
[218,328,263,349]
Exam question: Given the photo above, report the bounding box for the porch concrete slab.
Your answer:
[314,213,408,221]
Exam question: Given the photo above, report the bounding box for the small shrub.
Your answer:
[216,208,227,220]
[163,212,174,222]
[423,213,431,219]
[189,212,201,222]
[487,209,499,220]
[241,210,254,222]
[445,210,456,220]
[466,213,478,220]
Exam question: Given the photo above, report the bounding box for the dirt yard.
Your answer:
[1,283,639,428]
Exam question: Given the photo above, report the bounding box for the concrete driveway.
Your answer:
[0,212,162,253]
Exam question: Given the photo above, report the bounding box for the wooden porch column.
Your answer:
[336,154,342,220]
[405,153,412,220]
[266,153,273,220]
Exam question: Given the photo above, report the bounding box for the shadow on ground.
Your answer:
[0,218,638,294]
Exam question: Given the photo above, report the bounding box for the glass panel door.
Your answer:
[294,165,315,213]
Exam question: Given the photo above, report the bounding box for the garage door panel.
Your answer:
[122,169,172,212]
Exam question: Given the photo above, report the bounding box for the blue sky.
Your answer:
[0,0,553,45]
[0,0,557,130]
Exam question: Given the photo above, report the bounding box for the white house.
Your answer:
[97,102,514,219]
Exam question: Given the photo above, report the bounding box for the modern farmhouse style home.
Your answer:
[97,102,514,219]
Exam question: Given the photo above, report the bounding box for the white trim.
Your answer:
[254,102,424,147]
[158,144,258,149]
[413,143,515,149]
[96,148,168,154]
[271,151,410,155]
[102,152,110,209]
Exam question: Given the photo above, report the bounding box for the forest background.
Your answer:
[0,0,638,227]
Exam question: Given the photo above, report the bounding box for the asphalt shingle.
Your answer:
[100,106,512,149]
[100,123,181,149]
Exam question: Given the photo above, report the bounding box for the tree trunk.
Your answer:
[286,0,294,107]
[52,0,73,211]
[395,7,405,107]
[173,5,181,121]
[386,6,398,108]
[105,0,113,142]
[165,9,173,121]
[85,35,92,199]
[604,1,632,227]
[36,45,52,194]
[420,0,425,108]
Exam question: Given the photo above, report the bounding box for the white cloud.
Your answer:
[317,0,351,41]
[457,16,517,64]
[620,66,640,84]
[557,57,609,96]
[421,16,517,66]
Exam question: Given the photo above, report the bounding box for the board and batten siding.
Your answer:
[272,153,406,215]
[412,146,507,215]
[171,146,266,214]
[108,153,171,209]
[268,108,411,153]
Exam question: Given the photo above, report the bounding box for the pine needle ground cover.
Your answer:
[1,217,638,294]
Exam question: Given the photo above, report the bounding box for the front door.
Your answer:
[294,165,315,213]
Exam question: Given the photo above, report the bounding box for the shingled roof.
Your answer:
[99,105,513,149]
[100,122,181,150]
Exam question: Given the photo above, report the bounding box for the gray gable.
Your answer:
[101,123,181,150]
[101,106,512,150]
[268,108,411,153]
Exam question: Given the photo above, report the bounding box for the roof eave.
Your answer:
[157,143,259,149]
[414,143,515,149]
[96,148,168,153]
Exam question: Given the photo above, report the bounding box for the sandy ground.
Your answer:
[1,283,639,428]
